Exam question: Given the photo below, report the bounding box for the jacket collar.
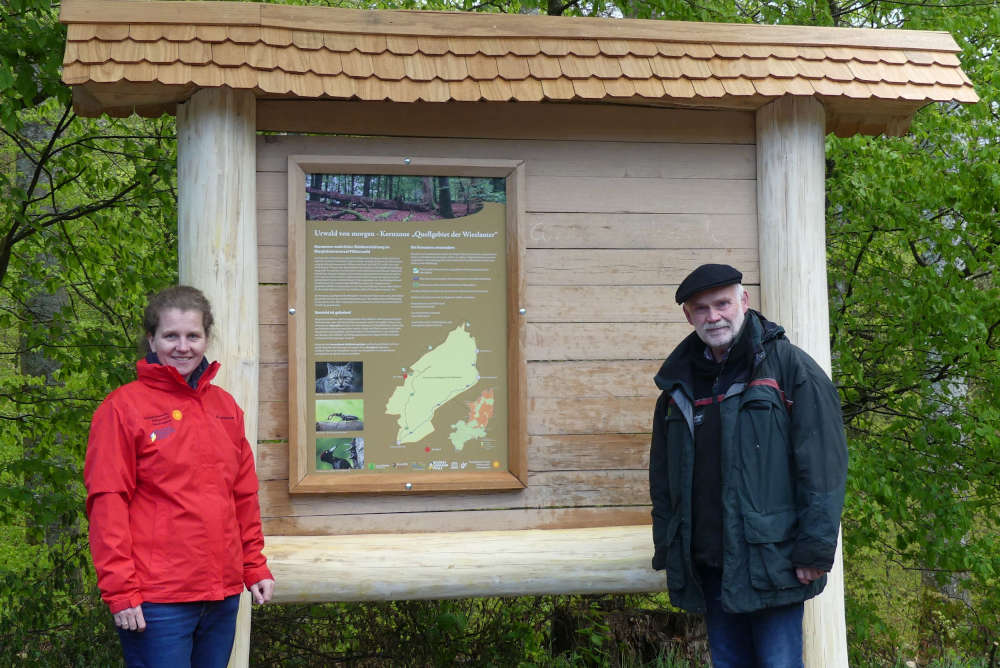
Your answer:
[653,310,785,393]
[137,355,219,395]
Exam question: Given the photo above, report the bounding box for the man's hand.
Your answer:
[250,578,275,605]
[795,567,826,584]
[113,605,146,632]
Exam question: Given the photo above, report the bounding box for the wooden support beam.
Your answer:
[265,526,666,602]
[176,87,258,668]
[756,96,847,668]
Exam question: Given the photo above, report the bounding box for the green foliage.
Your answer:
[0,0,68,128]
[249,597,552,666]
[248,594,706,667]
[826,0,1000,658]
[0,0,178,662]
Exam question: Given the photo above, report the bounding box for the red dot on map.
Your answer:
[425,446,431,453]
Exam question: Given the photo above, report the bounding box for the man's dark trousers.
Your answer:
[699,567,805,668]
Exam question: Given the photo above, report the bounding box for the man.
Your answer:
[649,264,848,667]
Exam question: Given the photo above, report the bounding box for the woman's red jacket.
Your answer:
[85,359,273,613]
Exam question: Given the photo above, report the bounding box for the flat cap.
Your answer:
[675,264,743,304]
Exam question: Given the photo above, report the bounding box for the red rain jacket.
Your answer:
[85,359,273,613]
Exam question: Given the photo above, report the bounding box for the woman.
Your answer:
[85,286,275,667]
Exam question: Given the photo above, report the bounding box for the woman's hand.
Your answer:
[113,605,146,632]
[250,578,275,605]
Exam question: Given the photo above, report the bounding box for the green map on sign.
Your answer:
[386,325,479,445]
[449,389,495,451]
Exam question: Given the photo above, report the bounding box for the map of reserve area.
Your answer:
[449,389,495,451]
[385,325,479,445]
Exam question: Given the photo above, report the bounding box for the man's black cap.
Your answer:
[675,264,743,304]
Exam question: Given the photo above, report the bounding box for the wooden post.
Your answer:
[756,96,848,668]
[176,87,258,668]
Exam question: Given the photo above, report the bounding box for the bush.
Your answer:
[249,594,706,667]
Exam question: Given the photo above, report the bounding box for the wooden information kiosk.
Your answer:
[59,1,977,664]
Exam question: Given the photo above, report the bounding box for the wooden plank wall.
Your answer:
[255,105,759,536]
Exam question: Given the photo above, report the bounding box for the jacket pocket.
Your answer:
[744,508,800,590]
[738,391,793,512]
[662,513,686,591]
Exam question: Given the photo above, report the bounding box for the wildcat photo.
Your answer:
[315,361,363,394]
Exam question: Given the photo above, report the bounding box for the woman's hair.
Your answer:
[142,285,214,351]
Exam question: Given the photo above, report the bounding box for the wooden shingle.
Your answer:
[509,39,542,57]
[228,26,260,44]
[661,77,696,98]
[372,52,406,80]
[95,24,130,41]
[311,51,342,77]
[340,51,374,78]
[192,25,227,43]
[212,41,247,68]
[449,37,482,56]
[479,78,514,101]
[157,61,193,86]
[432,53,468,82]
[497,54,531,81]
[356,35,388,55]
[178,40,212,64]
[631,77,665,98]
[291,30,324,51]
[145,39,181,65]
[509,78,545,100]
[403,52,437,82]
[467,54,500,81]
[619,55,653,79]
[322,73,355,98]
[527,55,562,79]
[448,79,483,101]
[690,78,726,98]
[417,36,449,56]
[387,36,419,55]
[261,27,292,47]
[572,77,606,99]
[276,44,309,74]
[478,39,509,57]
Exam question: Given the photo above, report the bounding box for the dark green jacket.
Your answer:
[649,310,848,614]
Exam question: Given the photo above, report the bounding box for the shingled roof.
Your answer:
[60,0,978,136]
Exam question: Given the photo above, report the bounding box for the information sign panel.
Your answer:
[286,157,526,493]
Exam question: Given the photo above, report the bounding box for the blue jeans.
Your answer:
[116,594,241,668]
[699,567,804,668]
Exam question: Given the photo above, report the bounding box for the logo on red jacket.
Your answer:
[149,409,182,442]
[150,426,175,442]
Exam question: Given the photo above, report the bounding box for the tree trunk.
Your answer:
[17,121,71,549]
[437,177,455,219]
[421,176,434,207]
[308,173,323,201]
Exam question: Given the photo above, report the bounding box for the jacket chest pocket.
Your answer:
[203,418,244,485]
[737,388,793,512]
